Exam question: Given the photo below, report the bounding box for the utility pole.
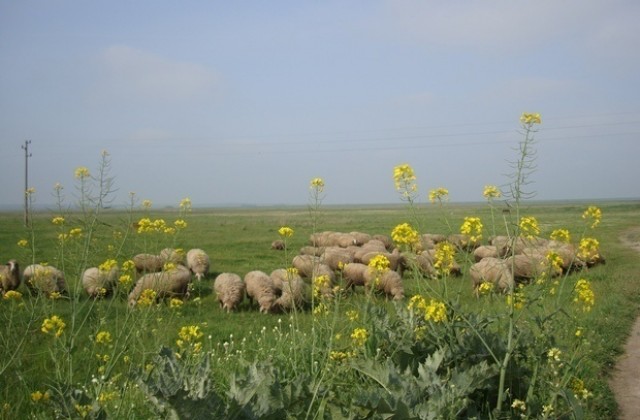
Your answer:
[21,140,32,226]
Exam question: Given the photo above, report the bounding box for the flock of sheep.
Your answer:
[0,229,604,313]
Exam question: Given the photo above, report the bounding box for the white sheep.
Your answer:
[469,257,514,295]
[341,262,368,291]
[82,266,119,298]
[159,248,186,266]
[0,259,21,294]
[186,248,210,280]
[128,265,192,307]
[272,276,310,312]
[362,267,404,300]
[473,245,500,262]
[133,253,164,274]
[322,247,355,271]
[244,270,277,314]
[213,273,245,312]
[23,264,66,297]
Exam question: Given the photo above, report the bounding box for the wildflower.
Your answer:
[122,260,135,272]
[169,298,184,309]
[141,199,152,209]
[428,187,449,203]
[49,291,62,300]
[460,216,483,243]
[329,350,354,362]
[123,355,131,364]
[545,250,564,274]
[172,219,187,230]
[54,182,63,192]
[17,239,29,248]
[153,219,167,231]
[41,315,66,337]
[393,163,416,189]
[75,404,92,418]
[98,259,118,273]
[574,278,595,312]
[69,227,83,238]
[51,216,65,225]
[571,378,594,400]
[483,185,501,200]
[478,281,494,296]
[391,223,419,249]
[407,294,427,312]
[582,206,602,228]
[506,285,526,310]
[31,390,50,403]
[278,226,294,238]
[310,177,325,192]
[286,267,299,278]
[578,237,600,263]
[137,289,157,307]
[547,347,562,362]
[368,254,390,272]
[118,274,133,288]
[95,331,112,345]
[511,399,526,413]
[424,300,447,323]
[433,242,456,275]
[520,112,542,125]
[519,216,540,239]
[179,197,192,210]
[74,166,91,179]
[550,228,571,243]
[346,310,359,322]
[177,325,204,347]
[351,328,369,347]
[163,262,176,271]
[575,327,583,337]
[98,391,117,405]
[164,227,176,235]
[313,275,332,299]
[542,404,555,417]
[3,290,22,301]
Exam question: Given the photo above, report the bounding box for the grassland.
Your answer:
[1,200,639,418]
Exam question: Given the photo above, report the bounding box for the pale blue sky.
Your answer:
[1,1,639,208]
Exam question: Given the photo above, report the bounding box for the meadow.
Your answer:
[1,115,640,418]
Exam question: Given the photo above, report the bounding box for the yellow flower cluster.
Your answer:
[179,197,192,211]
[136,218,173,234]
[520,112,542,125]
[310,177,325,192]
[351,328,369,347]
[346,310,359,322]
[368,254,390,272]
[278,226,294,238]
[169,298,184,309]
[95,331,113,345]
[511,399,527,413]
[392,163,418,200]
[574,278,595,312]
[506,285,526,310]
[433,242,456,275]
[118,274,133,288]
[286,267,299,278]
[478,282,494,296]
[483,185,501,200]
[313,302,328,316]
[550,228,571,243]
[98,259,118,273]
[17,239,28,248]
[177,325,204,353]
[137,289,157,307]
[391,223,419,249]
[74,166,90,179]
[460,217,483,243]
[408,295,447,323]
[547,347,562,362]
[163,262,176,271]
[31,390,51,403]
[578,237,600,262]
[428,187,449,204]
[329,350,355,362]
[3,290,22,301]
[570,378,594,400]
[313,275,331,299]
[545,250,564,274]
[141,199,153,209]
[41,315,66,337]
[51,216,65,225]
[174,219,188,229]
[582,206,602,229]
[519,216,540,239]
[75,404,92,418]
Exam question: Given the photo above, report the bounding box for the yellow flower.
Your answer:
[550,228,571,243]
[3,290,22,301]
[69,227,83,238]
[424,300,447,323]
[391,223,419,249]
[164,227,176,235]
[174,219,188,229]
[75,404,92,418]
[41,315,66,337]
[460,216,483,243]
[17,239,29,248]
[122,260,135,272]
[574,278,595,312]
[519,216,540,239]
[278,226,294,238]
[329,350,354,362]
[313,302,328,316]
[310,177,325,192]
[582,206,602,229]
[163,262,176,272]
[31,390,50,403]
[137,289,157,307]
[49,292,62,300]
[95,331,112,345]
[351,328,369,347]
[118,274,133,288]
[51,216,65,225]
[74,166,90,179]
[169,298,184,309]
[177,325,204,353]
[313,275,331,299]
[483,185,501,200]
[346,310,359,322]
[520,112,542,125]
[428,187,449,203]
[578,237,600,262]
[570,377,593,400]
[368,254,390,272]
[433,242,456,275]
[547,347,562,362]
[179,197,192,210]
[98,259,118,273]
[511,399,526,412]
[545,250,564,273]
[393,163,416,189]
[506,286,526,310]
[478,281,494,296]
[141,199,152,209]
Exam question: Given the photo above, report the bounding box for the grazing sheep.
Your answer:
[322,247,355,271]
[213,273,245,312]
[186,248,210,280]
[341,262,368,290]
[402,253,437,278]
[159,248,186,266]
[0,259,21,294]
[363,268,404,300]
[82,266,119,298]
[349,231,372,246]
[353,240,387,262]
[244,270,277,314]
[507,252,562,283]
[371,235,393,250]
[292,254,322,278]
[359,249,405,272]
[546,242,585,272]
[473,245,500,262]
[23,264,67,297]
[128,265,192,307]
[469,257,514,295]
[299,246,325,257]
[422,233,447,244]
[448,234,479,251]
[271,240,285,250]
[272,277,310,312]
[133,253,164,274]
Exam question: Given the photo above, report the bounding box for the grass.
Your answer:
[1,199,640,418]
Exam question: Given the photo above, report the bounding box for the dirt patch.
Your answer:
[609,227,640,419]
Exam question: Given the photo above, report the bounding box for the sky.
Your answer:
[1,1,639,209]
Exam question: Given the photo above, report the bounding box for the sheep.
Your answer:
[128,265,192,307]
[506,252,562,283]
[271,240,285,250]
[159,248,186,266]
[349,231,372,246]
[371,235,394,250]
[23,264,66,297]
[292,254,322,278]
[213,273,245,312]
[133,253,164,274]
[447,233,479,251]
[473,245,500,262]
[82,266,119,298]
[322,247,355,271]
[0,259,21,294]
[469,257,514,295]
[402,253,437,278]
[299,246,325,257]
[272,276,310,312]
[244,270,277,314]
[186,248,210,280]
[362,267,404,300]
[341,262,368,291]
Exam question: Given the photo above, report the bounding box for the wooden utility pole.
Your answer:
[21,140,32,226]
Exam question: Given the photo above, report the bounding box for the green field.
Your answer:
[1,199,640,418]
